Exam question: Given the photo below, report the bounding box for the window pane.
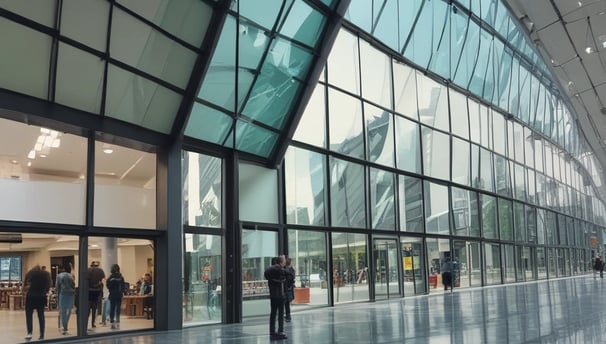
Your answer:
[449,91,469,139]
[452,187,480,237]
[370,168,395,230]
[360,41,392,108]
[239,163,279,223]
[395,115,421,174]
[452,137,470,186]
[424,181,450,235]
[482,194,497,239]
[330,158,366,228]
[328,89,364,159]
[294,85,326,148]
[494,155,511,197]
[0,118,87,224]
[183,152,222,228]
[499,198,513,241]
[514,202,526,242]
[366,104,394,167]
[492,110,506,156]
[279,1,325,47]
[399,175,424,233]
[185,102,233,145]
[417,74,449,132]
[234,121,278,158]
[485,243,501,285]
[60,0,109,51]
[327,30,360,95]
[479,148,494,192]
[393,62,418,120]
[94,141,156,229]
[421,127,450,181]
[55,43,104,114]
[285,147,326,226]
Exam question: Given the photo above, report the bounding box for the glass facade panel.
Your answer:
[450,91,469,139]
[239,163,279,223]
[328,88,364,159]
[360,41,392,108]
[482,194,498,239]
[401,236,426,295]
[241,229,278,317]
[393,62,418,121]
[294,86,326,148]
[452,137,470,186]
[424,181,450,235]
[0,119,87,224]
[426,237,451,294]
[183,152,222,228]
[417,75,450,132]
[421,127,450,181]
[94,142,156,229]
[369,168,395,230]
[498,198,513,241]
[399,175,424,233]
[327,30,360,95]
[485,243,502,285]
[452,187,480,237]
[365,103,394,167]
[502,244,515,283]
[285,147,326,226]
[330,158,366,228]
[395,115,421,174]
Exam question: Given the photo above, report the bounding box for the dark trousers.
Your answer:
[88,290,102,326]
[25,294,46,337]
[269,297,285,334]
[442,272,453,290]
[284,300,291,318]
[109,296,122,323]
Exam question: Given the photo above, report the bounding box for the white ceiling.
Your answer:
[506,0,606,179]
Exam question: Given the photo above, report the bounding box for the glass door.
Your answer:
[241,229,278,317]
[401,237,426,295]
[373,239,400,300]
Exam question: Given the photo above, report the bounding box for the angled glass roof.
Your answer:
[186,0,342,159]
[0,0,214,135]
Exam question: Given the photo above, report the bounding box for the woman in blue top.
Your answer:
[106,264,125,329]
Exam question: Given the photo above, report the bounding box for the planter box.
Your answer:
[292,287,310,304]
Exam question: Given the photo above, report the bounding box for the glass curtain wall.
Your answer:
[331,232,368,303]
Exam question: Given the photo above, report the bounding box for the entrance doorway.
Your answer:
[373,239,400,300]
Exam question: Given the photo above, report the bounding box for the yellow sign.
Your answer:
[404,256,412,270]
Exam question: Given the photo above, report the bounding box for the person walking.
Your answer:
[284,257,296,322]
[87,261,105,329]
[441,257,454,292]
[264,256,287,340]
[595,254,604,278]
[24,264,52,340]
[56,263,76,335]
[106,264,125,330]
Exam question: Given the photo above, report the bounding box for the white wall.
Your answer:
[239,163,279,223]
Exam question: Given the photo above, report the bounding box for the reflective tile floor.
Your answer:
[48,276,606,344]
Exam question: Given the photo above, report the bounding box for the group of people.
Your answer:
[264,255,296,340]
[22,260,149,340]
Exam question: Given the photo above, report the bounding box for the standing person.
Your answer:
[23,264,52,340]
[441,257,454,292]
[87,261,105,329]
[595,254,604,278]
[106,264,125,330]
[284,257,296,322]
[55,263,76,335]
[264,256,287,340]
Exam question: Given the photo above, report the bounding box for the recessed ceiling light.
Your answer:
[578,1,583,7]
[102,144,114,154]
[10,159,18,165]
[39,154,47,158]
[585,46,594,54]
[27,161,31,167]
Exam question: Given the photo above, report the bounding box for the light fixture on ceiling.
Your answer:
[10,159,18,165]
[585,16,595,54]
[579,1,583,7]
[102,144,114,154]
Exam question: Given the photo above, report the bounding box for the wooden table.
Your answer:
[122,295,152,317]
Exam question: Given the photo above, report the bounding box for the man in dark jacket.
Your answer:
[24,264,52,340]
[87,261,105,328]
[264,256,287,340]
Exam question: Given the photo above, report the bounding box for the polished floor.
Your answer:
[17,275,606,343]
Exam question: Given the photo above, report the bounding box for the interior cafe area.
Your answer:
[0,117,159,342]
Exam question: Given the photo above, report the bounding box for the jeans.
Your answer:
[102,299,111,323]
[58,293,74,331]
[109,296,122,323]
[25,294,46,337]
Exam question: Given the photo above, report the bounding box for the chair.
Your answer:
[143,296,154,319]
